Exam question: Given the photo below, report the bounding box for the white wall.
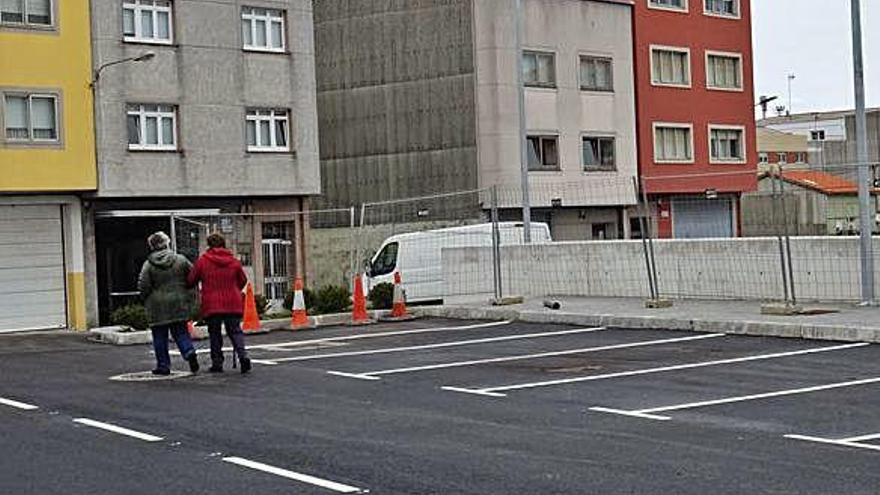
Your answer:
[443,237,880,303]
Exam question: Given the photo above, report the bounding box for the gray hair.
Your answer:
[147,231,171,251]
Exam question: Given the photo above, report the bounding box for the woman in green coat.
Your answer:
[137,232,200,375]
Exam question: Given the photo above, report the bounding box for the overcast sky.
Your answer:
[752,0,879,117]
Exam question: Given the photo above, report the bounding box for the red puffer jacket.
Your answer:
[187,248,248,318]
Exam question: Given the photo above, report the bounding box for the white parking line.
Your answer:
[0,397,39,411]
[591,376,880,421]
[222,456,366,493]
[270,327,606,363]
[336,333,726,382]
[73,418,164,442]
[197,320,513,355]
[785,434,880,453]
[839,432,880,443]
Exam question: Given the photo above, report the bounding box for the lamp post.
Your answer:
[514,0,532,243]
[91,51,156,87]
[851,0,873,304]
[786,73,796,117]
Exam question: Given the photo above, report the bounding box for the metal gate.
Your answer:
[262,239,291,302]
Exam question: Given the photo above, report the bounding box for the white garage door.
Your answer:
[0,205,66,332]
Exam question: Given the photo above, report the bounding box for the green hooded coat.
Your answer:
[137,249,197,326]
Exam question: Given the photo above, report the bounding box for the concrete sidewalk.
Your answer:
[415,297,880,343]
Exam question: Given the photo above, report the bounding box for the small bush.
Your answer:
[110,304,149,331]
[283,287,315,312]
[254,294,270,317]
[312,284,351,315]
[368,282,395,310]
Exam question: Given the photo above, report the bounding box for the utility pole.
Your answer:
[852,0,874,304]
[514,0,532,243]
[786,73,796,117]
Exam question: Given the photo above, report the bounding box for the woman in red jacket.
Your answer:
[188,233,251,373]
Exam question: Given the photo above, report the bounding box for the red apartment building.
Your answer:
[633,0,757,238]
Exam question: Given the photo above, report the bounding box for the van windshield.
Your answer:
[371,242,398,276]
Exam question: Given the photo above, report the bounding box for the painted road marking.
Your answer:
[222,456,366,493]
[0,397,39,411]
[197,320,513,355]
[338,333,726,382]
[785,434,880,453]
[444,341,868,396]
[73,418,164,442]
[271,327,607,363]
[591,376,880,421]
[839,432,880,443]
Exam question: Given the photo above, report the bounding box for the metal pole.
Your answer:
[633,178,656,300]
[514,0,532,243]
[349,206,356,282]
[777,174,797,304]
[852,0,874,304]
[771,173,790,303]
[491,186,503,300]
[639,179,660,297]
[169,214,177,253]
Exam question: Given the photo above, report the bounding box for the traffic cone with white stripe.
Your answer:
[290,277,312,330]
[381,272,416,322]
[350,273,373,326]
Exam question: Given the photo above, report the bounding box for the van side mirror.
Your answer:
[363,258,372,277]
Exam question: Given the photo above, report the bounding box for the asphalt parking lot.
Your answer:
[2,318,880,494]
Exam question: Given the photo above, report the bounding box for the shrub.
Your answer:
[283,287,315,312]
[368,282,395,310]
[312,284,351,315]
[110,304,149,331]
[254,294,270,317]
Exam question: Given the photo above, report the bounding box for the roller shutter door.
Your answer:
[672,198,734,239]
[0,205,67,332]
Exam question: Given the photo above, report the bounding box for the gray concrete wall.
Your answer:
[91,0,320,197]
[313,0,478,208]
[444,237,880,303]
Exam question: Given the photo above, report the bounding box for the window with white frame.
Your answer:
[651,47,690,86]
[709,126,745,163]
[758,152,768,164]
[3,93,58,142]
[649,0,687,11]
[654,124,693,162]
[1,0,52,27]
[705,0,739,17]
[123,0,172,44]
[579,56,613,92]
[706,52,742,90]
[582,136,616,171]
[127,104,176,150]
[523,51,556,88]
[777,152,787,165]
[527,135,559,170]
[246,109,289,152]
[241,7,285,52]
[810,129,826,141]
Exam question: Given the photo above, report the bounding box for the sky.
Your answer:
[752,0,879,117]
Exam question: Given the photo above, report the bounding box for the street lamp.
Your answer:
[786,73,796,117]
[514,0,532,243]
[91,51,155,87]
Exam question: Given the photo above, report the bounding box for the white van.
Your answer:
[365,222,551,302]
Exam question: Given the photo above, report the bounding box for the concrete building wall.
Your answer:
[473,0,638,209]
[313,0,478,208]
[91,0,320,198]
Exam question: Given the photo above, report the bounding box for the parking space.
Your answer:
[4,318,880,493]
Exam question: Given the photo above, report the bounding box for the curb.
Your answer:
[411,306,880,344]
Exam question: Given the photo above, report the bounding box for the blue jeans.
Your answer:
[151,321,195,372]
[207,315,248,367]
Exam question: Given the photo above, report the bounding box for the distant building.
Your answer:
[633,0,758,239]
[756,128,809,171]
[314,0,639,241]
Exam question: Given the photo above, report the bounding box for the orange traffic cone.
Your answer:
[242,282,261,333]
[381,272,416,322]
[350,273,372,326]
[290,277,311,330]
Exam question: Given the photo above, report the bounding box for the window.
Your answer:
[527,135,560,170]
[777,153,787,165]
[246,109,289,152]
[653,124,693,163]
[123,0,172,44]
[706,52,742,90]
[651,47,690,87]
[810,130,826,141]
[241,7,284,52]
[649,0,687,12]
[1,0,52,27]
[582,136,615,171]
[370,242,398,277]
[704,0,739,17]
[795,152,807,163]
[127,104,176,150]
[709,126,745,163]
[758,153,769,164]
[3,93,58,142]
[579,56,613,92]
[523,51,556,88]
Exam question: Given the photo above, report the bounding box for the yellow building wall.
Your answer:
[0,2,96,192]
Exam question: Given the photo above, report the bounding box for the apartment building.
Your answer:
[0,0,95,331]
[86,0,320,324]
[314,0,638,241]
[634,0,758,238]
